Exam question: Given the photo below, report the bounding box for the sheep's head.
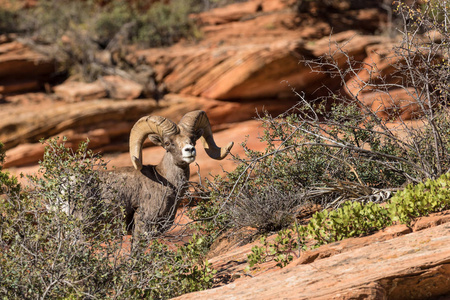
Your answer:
[129,110,234,170]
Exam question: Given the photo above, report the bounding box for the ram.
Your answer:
[91,110,233,237]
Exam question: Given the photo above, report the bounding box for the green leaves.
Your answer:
[247,173,450,269]
[246,229,302,269]
[0,138,217,299]
[0,142,21,196]
[388,173,450,224]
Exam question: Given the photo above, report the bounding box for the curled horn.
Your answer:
[179,110,233,160]
[129,115,179,170]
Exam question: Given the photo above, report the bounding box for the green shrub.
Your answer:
[0,142,20,196]
[0,6,17,34]
[247,172,450,269]
[18,0,95,43]
[93,1,136,47]
[247,227,305,269]
[189,0,450,247]
[27,137,123,237]
[307,201,392,245]
[136,0,198,47]
[0,138,216,299]
[9,0,204,82]
[388,173,450,224]
[195,99,412,239]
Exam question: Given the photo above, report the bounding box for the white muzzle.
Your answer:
[182,145,196,163]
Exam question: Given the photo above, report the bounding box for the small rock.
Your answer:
[359,88,423,121]
[100,75,143,100]
[0,41,55,95]
[53,81,107,102]
[413,211,450,232]
[4,143,45,168]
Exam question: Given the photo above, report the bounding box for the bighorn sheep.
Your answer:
[98,110,233,237]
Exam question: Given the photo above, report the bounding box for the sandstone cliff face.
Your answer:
[1,0,395,175]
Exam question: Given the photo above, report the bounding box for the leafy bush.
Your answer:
[0,6,17,34]
[247,172,450,269]
[17,0,198,47]
[183,1,450,272]
[247,228,305,269]
[0,142,20,196]
[388,173,450,224]
[27,137,123,237]
[7,0,202,82]
[135,0,198,47]
[189,0,450,243]
[0,138,216,299]
[307,201,392,245]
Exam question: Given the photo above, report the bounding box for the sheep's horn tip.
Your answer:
[131,156,143,171]
[221,142,234,158]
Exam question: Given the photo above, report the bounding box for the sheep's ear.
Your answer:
[148,134,163,146]
[194,128,204,141]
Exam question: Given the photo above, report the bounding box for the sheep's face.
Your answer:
[149,133,199,166]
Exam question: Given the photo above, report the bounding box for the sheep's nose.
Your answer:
[183,145,196,156]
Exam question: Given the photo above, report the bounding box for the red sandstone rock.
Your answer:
[53,81,107,102]
[0,79,40,94]
[0,98,160,151]
[3,143,46,168]
[358,88,424,121]
[133,31,385,102]
[296,224,412,265]
[191,0,296,27]
[4,92,54,104]
[175,221,450,300]
[100,75,143,100]
[155,40,319,100]
[0,41,54,79]
[191,1,263,25]
[344,41,405,98]
[0,41,55,95]
[412,211,450,232]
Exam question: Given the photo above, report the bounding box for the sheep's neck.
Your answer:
[155,153,190,188]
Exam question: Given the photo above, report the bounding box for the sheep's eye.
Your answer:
[164,141,171,147]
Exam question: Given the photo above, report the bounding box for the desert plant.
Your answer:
[224,186,308,232]
[187,2,450,266]
[135,0,198,47]
[0,138,216,299]
[234,0,447,223]
[246,171,450,269]
[388,173,450,224]
[246,227,306,269]
[0,142,20,196]
[306,200,392,245]
[0,6,17,34]
[10,0,205,82]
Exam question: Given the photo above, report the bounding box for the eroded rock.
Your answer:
[0,41,55,95]
[175,220,450,300]
[100,75,143,100]
[0,98,160,152]
[53,81,107,102]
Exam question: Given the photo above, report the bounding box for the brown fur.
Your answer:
[99,133,196,237]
